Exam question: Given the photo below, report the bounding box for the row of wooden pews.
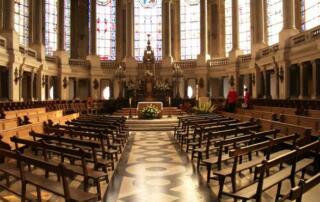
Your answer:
[174,114,320,202]
[0,115,129,201]
[236,108,320,137]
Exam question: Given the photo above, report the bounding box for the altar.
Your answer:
[137,101,163,118]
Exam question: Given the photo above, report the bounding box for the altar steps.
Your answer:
[126,118,179,131]
[113,107,185,116]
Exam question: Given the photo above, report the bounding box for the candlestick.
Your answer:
[168,96,171,106]
[129,97,132,106]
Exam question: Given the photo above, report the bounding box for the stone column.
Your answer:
[279,0,298,48]
[123,0,137,75]
[251,0,266,57]
[197,0,210,66]
[30,0,46,60]
[31,69,35,100]
[2,0,14,31]
[229,0,242,61]
[311,60,318,99]
[210,0,224,58]
[162,0,173,67]
[89,0,96,55]
[172,0,180,61]
[298,63,304,99]
[57,0,65,51]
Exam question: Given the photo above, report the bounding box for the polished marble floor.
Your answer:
[104,131,216,202]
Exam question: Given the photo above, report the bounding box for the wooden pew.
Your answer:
[223,141,319,202]
[10,136,108,199]
[279,173,320,202]
[214,133,299,198]
[3,108,46,119]
[0,148,98,201]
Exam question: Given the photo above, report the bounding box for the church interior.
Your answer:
[0,0,319,201]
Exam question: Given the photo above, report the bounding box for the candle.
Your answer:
[129,97,132,106]
[196,84,199,100]
[168,96,171,106]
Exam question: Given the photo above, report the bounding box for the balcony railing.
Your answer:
[174,60,197,69]
[208,58,229,67]
[69,59,90,67]
[0,36,6,48]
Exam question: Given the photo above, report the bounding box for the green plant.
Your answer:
[139,104,160,119]
[193,101,216,114]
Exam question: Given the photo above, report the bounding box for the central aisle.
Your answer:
[104,131,216,202]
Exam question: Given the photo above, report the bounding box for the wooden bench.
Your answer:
[279,172,320,202]
[10,136,108,199]
[0,148,98,201]
[214,133,299,198]
[223,140,319,202]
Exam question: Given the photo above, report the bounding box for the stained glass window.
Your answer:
[134,0,162,61]
[64,0,71,52]
[301,0,320,31]
[225,0,232,56]
[14,0,29,46]
[180,0,200,60]
[239,0,251,54]
[96,0,116,60]
[45,0,58,55]
[266,0,283,45]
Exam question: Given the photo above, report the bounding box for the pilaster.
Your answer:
[279,0,299,49]
[197,0,210,66]
[311,60,318,99]
[251,0,267,58]
[162,0,173,67]
[228,0,242,61]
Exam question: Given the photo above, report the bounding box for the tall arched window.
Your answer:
[301,0,320,31]
[14,0,29,46]
[180,0,200,60]
[96,0,116,60]
[225,0,232,56]
[266,0,283,45]
[45,0,58,55]
[239,0,251,54]
[64,0,71,52]
[134,0,162,61]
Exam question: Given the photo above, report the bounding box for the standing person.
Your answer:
[243,88,250,109]
[227,85,238,112]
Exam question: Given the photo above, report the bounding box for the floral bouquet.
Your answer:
[139,104,160,119]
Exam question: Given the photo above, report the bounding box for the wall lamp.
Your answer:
[14,68,23,84]
[278,66,284,82]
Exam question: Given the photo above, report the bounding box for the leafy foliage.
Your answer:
[193,101,216,114]
[139,104,160,119]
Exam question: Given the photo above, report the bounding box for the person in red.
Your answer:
[243,87,250,109]
[227,85,237,112]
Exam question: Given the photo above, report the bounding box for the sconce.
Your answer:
[63,77,68,89]
[251,73,255,85]
[14,68,23,84]
[93,78,99,89]
[42,75,47,87]
[278,66,284,82]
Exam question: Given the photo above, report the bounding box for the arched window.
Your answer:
[65,0,71,52]
[225,0,232,56]
[14,0,29,46]
[266,0,283,45]
[180,0,200,60]
[134,0,162,61]
[301,0,320,31]
[45,0,58,55]
[96,0,116,60]
[239,0,251,54]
